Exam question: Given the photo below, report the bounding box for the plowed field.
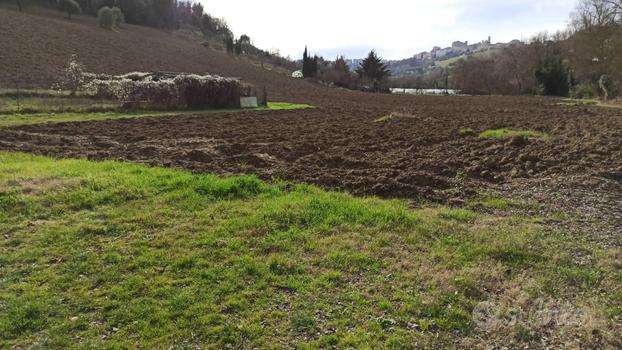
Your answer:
[1,95,620,206]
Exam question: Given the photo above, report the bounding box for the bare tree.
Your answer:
[567,0,622,98]
[572,0,621,29]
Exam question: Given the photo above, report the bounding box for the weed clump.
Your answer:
[479,128,547,140]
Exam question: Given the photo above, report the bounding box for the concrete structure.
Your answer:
[240,97,258,108]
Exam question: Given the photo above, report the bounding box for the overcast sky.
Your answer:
[200,0,577,60]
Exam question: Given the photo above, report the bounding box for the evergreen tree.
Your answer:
[302,47,318,78]
[535,55,569,96]
[355,50,391,91]
[302,46,310,78]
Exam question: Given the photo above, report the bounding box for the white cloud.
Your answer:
[199,0,577,59]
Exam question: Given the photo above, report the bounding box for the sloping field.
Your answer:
[0,8,324,102]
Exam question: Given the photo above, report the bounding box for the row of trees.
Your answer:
[302,47,319,78]
[301,48,392,92]
[451,0,622,98]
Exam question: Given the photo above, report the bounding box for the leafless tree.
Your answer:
[572,0,621,29]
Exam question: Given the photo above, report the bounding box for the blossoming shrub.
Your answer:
[84,73,243,109]
[52,54,87,95]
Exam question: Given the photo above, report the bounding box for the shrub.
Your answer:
[84,73,243,109]
[57,0,81,20]
[98,6,114,30]
[112,7,124,28]
[52,54,87,95]
[571,82,597,99]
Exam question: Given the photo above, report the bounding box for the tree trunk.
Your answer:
[599,75,610,100]
[16,0,22,11]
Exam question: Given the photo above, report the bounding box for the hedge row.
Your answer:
[84,72,243,109]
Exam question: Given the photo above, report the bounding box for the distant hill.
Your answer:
[346,37,521,77]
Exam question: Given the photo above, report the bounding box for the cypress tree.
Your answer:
[302,46,310,78]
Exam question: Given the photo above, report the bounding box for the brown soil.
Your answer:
[1,8,620,238]
[1,94,620,206]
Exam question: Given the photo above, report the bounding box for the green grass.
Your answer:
[434,55,465,68]
[0,102,313,127]
[472,194,528,210]
[434,49,501,69]
[479,128,548,140]
[0,88,90,98]
[459,127,475,135]
[265,102,313,110]
[0,96,119,114]
[0,152,620,348]
[374,114,397,123]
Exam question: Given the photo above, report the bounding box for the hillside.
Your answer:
[0,8,322,102]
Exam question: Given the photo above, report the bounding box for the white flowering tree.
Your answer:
[53,54,87,96]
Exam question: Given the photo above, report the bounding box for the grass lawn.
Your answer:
[1,152,620,348]
[479,128,548,140]
[0,102,313,127]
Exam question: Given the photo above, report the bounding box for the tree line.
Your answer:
[301,48,392,92]
[450,0,622,99]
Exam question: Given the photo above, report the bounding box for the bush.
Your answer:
[98,6,114,30]
[112,7,124,28]
[571,83,597,99]
[84,73,243,109]
[58,0,81,19]
[52,54,87,95]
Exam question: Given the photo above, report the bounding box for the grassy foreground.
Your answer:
[0,102,312,127]
[0,153,620,348]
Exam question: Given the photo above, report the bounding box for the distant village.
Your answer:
[345,37,523,77]
[416,36,521,61]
